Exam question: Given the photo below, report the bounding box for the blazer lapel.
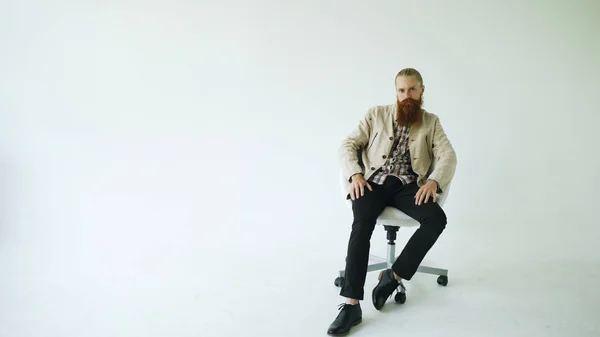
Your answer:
[385,104,395,137]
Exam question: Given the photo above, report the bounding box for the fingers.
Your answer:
[419,192,427,205]
[350,182,361,200]
[415,187,425,205]
[418,191,426,205]
[415,186,437,206]
[350,180,372,200]
[350,182,358,200]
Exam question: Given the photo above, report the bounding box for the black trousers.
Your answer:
[340,175,447,300]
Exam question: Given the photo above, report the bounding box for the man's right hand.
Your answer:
[349,174,373,200]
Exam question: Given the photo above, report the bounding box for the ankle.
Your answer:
[393,271,402,282]
[346,299,359,305]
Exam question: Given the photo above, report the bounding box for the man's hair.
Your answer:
[395,68,424,86]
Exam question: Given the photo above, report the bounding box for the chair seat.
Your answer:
[376,206,420,228]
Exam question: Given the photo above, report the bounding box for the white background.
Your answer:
[1,1,599,336]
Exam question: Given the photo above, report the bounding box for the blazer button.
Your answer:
[389,136,393,140]
[382,155,387,159]
[371,167,375,170]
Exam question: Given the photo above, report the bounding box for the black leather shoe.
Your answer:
[372,269,405,310]
[327,303,362,336]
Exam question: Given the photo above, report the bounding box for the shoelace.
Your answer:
[397,280,407,292]
[337,303,354,310]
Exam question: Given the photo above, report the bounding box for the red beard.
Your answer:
[396,98,423,126]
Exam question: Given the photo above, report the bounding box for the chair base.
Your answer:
[337,256,448,278]
[336,225,448,282]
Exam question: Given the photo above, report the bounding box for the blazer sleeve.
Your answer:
[428,117,457,193]
[338,107,374,182]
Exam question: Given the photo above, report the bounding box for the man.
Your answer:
[327,68,457,336]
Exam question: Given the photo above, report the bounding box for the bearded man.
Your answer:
[327,68,458,336]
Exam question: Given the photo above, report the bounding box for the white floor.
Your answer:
[3,214,599,337]
[217,221,600,337]
[268,228,599,337]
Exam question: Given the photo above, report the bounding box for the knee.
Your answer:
[350,217,377,237]
[421,206,447,232]
[352,212,379,226]
[351,207,382,229]
[350,214,378,239]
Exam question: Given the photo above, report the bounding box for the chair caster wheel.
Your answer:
[394,292,406,304]
[437,275,448,286]
[334,277,345,287]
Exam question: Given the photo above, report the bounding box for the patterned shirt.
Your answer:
[369,121,418,185]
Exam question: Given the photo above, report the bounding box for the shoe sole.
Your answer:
[371,270,386,310]
[327,318,362,336]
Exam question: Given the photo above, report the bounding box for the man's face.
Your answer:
[395,75,424,101]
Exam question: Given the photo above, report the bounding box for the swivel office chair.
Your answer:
[334,171,451,304]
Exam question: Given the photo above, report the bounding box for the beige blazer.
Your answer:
[339,103,457,198]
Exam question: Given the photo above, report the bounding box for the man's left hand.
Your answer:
[415,180,437,205]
